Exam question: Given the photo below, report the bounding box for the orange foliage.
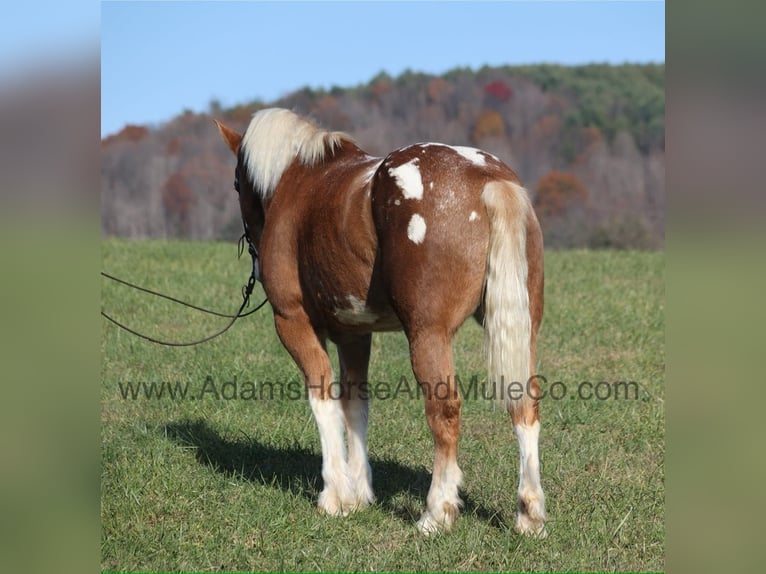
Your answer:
[165,138,181,155]
[531,115,562,141]
[370,79,391,101]
[581,126,603,147]
[573,127,605,164]
[101,124,149,146]
[162,172,195,223]
[427,77,450,103]
[472,109,505,142]
[534,171,588,218]
[316,95,338,113]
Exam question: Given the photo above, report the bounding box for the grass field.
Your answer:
[101,240,664,572]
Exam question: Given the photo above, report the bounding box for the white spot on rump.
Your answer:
[394,199,401,206]
[469,211,479,222]
[451,145,486,166]
[388,159,424,200]
[407,214,427,244]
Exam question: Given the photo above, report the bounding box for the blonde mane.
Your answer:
[240,108,354,199]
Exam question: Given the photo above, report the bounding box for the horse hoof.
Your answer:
[515,489,546,537]
[416,511,442,536]
[514,513,547,538]
[416,503,459,536]
[318,490,349,517]
[318,487,374,517]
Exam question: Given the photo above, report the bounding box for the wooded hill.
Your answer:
[101,63,664,248]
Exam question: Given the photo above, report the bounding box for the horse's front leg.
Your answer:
[274,313,355,516]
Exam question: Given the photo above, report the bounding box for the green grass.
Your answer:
[101,240,664,572]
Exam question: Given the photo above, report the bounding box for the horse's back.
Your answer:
[371,142,520,238]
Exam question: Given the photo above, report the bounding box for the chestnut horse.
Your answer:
[215,109,545,536]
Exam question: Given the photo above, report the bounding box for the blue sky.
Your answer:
[101,1,664,137]
[1,1,98,76]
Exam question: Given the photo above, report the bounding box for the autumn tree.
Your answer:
[101,124,149,146]
[472,109,505,143]
[533,171,588,219]
[427,77,451,103]
[162,172,195,237]
[311,94,352,132]
[484,79,513,102]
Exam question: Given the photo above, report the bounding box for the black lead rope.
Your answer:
[100,271,263,319]
[101,234,268,346]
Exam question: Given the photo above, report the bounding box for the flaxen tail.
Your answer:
[481,181,532,413]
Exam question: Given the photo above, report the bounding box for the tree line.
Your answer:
[101,63,664,249]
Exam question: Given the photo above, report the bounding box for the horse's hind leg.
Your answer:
[510,210,546,536]
[273,314,355,516]
[337,334,374,509]
[408,327,464,535]
[509,391,545,537]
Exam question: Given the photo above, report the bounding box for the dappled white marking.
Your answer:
[451,145,486,166]
[388,159,424,200]
[394,199,401,206]
[429,182,434,190]
[469,211,479,222]
[335,295,379,325]
[407,214,427,244]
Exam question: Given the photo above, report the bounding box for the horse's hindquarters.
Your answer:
[371,146,500,329]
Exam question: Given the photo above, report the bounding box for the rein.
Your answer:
[100,234,268,347]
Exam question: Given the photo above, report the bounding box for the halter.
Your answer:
[238,220,260,290]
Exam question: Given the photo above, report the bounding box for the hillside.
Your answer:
[101,63,664,248]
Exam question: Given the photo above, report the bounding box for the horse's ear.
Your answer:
[214,120,242,155]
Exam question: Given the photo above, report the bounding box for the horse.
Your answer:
[214,108,546,536]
